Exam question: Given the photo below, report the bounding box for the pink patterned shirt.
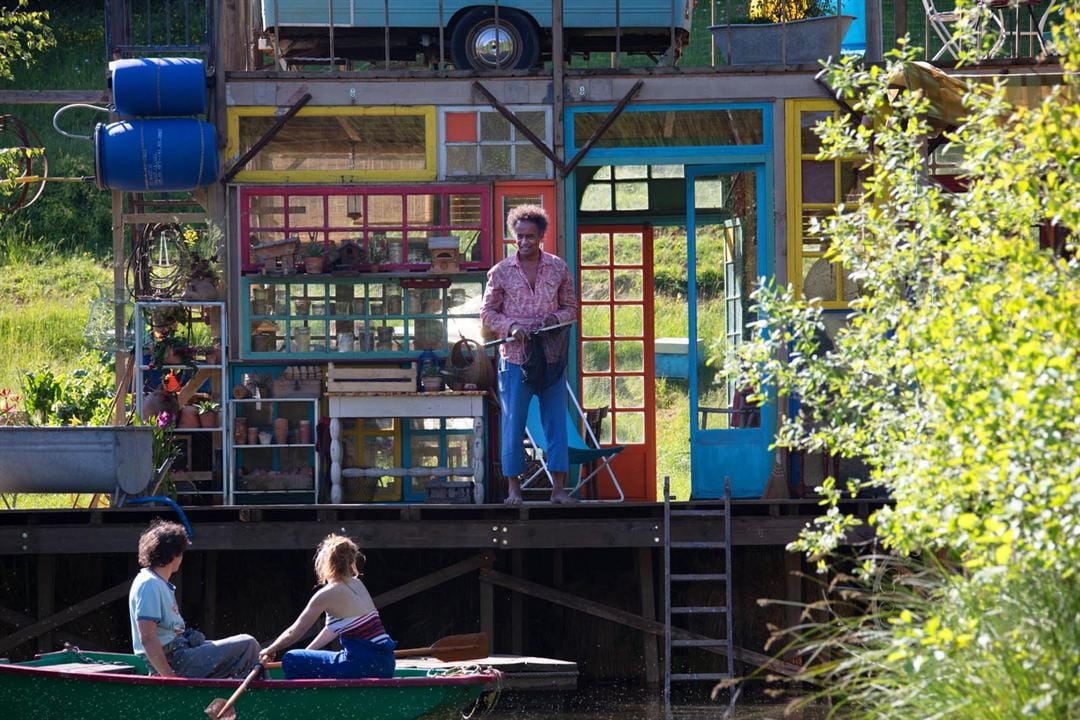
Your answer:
[481,251,578,365]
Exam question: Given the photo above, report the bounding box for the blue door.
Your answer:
[686,165,774,499]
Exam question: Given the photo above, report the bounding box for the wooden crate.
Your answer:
[325,362,417,393]
[425,478,475,504]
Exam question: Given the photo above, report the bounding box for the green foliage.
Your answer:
[0,1,54,83]
[725,9,1080,717]
[19,352,113,426]
[302,239,325,257]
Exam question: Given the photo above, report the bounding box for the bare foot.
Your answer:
[503,493,523,505]
[549,491,578,504]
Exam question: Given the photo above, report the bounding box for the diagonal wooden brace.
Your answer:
[472,82,564,174]
[220,92,312,183]
[561,80,644,177]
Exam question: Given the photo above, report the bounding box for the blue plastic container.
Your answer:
[94,118,220,191]
[110,57,207,116]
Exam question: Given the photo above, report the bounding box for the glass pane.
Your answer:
[580,233,609,266]
[614,165,648,179]
[581,183,612,212]
[615,411,644,444]
[800,111,833,154]
[289,195,324,226]
[652,165,684,178]
[615,376,645,407]
[445,146,477,176]
[583,375,612,409]
[447,436,472,471]
[581,269,610,301]
[695,178,724,209]
[802,257,839,301]
[612,232,642,265]
[407,194,440,226]
[801,210,830,253]
[516,144,547,176]
[614,269,643,301]
[840,161,863,203]
[802,161,835,204]
[519,111,547,138]
[614,182,648,210]
[573,109,764,148]
[614,305,643,337]
[581,305,610,338]
[582,340,611,373]
[410,436,441,466]
[480,111,511,141]
[368,195,403,226]
[593,166,612,180]
[480,145,512,175]
[613,341,644,371]
[449,193,483,225]
[248,194,286,227]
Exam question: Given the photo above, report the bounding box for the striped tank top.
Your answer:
[325,610,391,645]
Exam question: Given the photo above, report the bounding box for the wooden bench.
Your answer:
[38,662,138,674]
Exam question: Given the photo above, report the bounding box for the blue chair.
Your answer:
[520,382,625,501]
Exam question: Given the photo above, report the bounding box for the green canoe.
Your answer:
[0,648,499,719]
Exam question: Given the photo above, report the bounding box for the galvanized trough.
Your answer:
[0,426,154,497]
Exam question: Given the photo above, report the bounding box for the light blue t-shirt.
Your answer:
[128,568,185,656]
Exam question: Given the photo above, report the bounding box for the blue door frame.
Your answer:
[685,164,774,499]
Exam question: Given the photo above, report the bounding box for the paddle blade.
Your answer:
[204,698,234,720]
[394,632,490,662]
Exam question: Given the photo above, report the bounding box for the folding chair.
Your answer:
[520,381,625,501]
[922,0,1005,61]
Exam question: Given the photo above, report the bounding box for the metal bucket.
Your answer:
[0,427,154,495]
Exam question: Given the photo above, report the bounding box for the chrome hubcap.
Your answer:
[472,23,518,69]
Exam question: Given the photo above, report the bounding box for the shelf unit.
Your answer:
[239,274,485,360]
[228,397,320,504]
[134,301,227,502]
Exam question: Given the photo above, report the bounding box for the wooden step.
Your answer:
[671,541,727,549]
[670,572,727,582]
[670,509,726,518]
[38,662,137,674]
[670,672,733,681]
[671,606,728,614]
[671,638,729,648]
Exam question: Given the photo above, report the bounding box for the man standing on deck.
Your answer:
[128,519,260,678]
[482,204,578,504]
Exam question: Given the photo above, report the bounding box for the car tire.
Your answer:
[450,7,540,71]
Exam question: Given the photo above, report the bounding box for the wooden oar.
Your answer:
[263,632,490,671]
[204,663,262,720]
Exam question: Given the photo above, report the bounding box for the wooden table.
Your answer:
[326,391,487,504]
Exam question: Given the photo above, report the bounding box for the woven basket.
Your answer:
[447,337,495,390]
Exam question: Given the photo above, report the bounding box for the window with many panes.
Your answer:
[440,107,552,179]
[240,185,491,272]
[786,100,864,308]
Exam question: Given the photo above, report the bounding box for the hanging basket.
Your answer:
[447,337,495,391]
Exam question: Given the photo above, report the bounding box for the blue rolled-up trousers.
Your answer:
[498,357,568,477]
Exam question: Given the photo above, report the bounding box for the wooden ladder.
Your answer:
[663,476,735,706]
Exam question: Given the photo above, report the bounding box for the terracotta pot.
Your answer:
[204,346,222,365]
[274,417,289,444]
[247,427,259,445]
[298,420,313,445]
[234,416,248,444]
[198,410,218,428]
[305,256,325,274]
[421,376,444,393]
[178,405,200,428]
[163,347,185,365]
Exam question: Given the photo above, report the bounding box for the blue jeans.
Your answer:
[164,628,260,679]
[282,636,397,679]
[498,358,568,477]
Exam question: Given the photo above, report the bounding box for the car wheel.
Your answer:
[450,7,540,71]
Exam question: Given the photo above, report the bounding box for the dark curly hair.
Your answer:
[506,204,549,238]
[137,519,189,568]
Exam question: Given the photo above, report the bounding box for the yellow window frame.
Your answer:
[225,106,437,183]
[785,98,857,310]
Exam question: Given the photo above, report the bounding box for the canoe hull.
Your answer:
[0,650,496,720]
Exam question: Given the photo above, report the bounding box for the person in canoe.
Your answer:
[128,519,261,678]
[259,533,397,679]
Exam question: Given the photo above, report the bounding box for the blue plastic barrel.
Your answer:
[110,57,207,116]
[840,0,867,54]
[94,118,220,191]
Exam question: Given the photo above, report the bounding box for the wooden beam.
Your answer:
[561,80,643,177]
[36,555,55,653]
[480,569,800,677]
[0,604,96,651]
[472,82,564,173]
[0,580,130,654]
[512,551,524,655]
[637,548,660,688]
[372,553,491,608]
[220,92,312,183]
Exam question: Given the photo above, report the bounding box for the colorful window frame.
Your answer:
[239,185,492,273]
[225,106,437,183]
[439,107,553,180]
[785,99,863,309]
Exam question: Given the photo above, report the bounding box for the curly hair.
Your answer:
[313,534,366,585]
[137,519,189,568]
[506,204,549,238]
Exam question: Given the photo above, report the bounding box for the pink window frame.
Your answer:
[239,185,492,273]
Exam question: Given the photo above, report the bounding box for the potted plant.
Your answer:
[421,363,445,392]
[152,330,192,368]
[709,0,854,66]
[367,237,389,273]
[180,224,222,300]
[302,240,326,274]
[178,403,201,428]
[195,399,220,428]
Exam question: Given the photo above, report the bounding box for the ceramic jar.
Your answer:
[274,417,289,444]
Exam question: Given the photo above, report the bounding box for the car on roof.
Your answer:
[260,1,694,70]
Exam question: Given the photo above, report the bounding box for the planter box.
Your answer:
[709,15,854,66]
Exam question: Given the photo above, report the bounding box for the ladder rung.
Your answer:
[671,541,727,549]
[670,509,726,517]
[671,606,728,614]
[670,573,727,582]
[671,639,729,648]
[670,672,733,681]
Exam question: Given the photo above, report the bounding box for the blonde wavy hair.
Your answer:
[313,534,365,585]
